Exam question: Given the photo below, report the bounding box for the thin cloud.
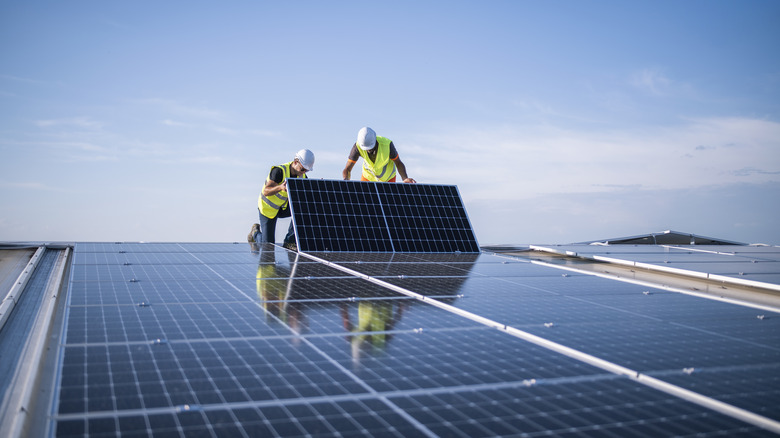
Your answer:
[162,119,189,127]
[133,99,283,139]
[0,180,70,192]
[64,154,119,163]
[54,141,110,153]
[189,156,227,164]
[411,116,780,200]
[591,183,643,190]
[47,141,120,162]
[0,74,53,85]
[208,126,281,137]
[733,167,780,177]
[178,155,256,168]
[211,126,240,136]
[130,98,224,120]
[246,128,282,137]
[6,139,114,156]
[18,138,161,162]
[35,117,103,129]
[630,68,672,96]
[161,120,280,138]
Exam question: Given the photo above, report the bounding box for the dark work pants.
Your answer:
[258,209,295,245]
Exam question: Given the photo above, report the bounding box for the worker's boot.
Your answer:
[282,241,297,252]
[247,223,260,243]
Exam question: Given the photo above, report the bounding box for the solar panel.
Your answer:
[531,244,780,288]
[5,232,780,437]
[287,179,479,253]
[39,242,780,437]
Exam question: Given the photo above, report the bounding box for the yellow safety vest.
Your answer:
[257,263,285,320]
[258,162,306,218]
[354,301,393,348]
[358,136,397,182]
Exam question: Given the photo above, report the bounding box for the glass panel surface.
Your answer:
[50,244,780,436]
[287,179,479,253]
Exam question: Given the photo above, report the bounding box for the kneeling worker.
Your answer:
[248,149,315,248]
[342,127,416,183]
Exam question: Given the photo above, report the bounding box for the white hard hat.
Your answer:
[295,149,315,171]
[357,127,377,151]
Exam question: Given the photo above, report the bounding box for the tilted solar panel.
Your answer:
[287,179,392,252]
[287,179,479,253]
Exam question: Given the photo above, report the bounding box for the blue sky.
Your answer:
[1,1,779,245]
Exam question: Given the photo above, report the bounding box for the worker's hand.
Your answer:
[280,180,288,192]
[403,178,417,184]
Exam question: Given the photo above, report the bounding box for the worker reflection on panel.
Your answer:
[340,300,407,367]
[256,245,306,341]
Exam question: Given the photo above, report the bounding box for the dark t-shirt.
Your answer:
[268,166,304,183]
[267,166,298,218]
[269,167,285,184]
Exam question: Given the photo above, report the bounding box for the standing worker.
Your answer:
[248,149,315,249]
[342,127,416,183]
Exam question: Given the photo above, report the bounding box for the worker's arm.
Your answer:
[342,160,357,180]
[394,157,416,183]
[262,179,287,196]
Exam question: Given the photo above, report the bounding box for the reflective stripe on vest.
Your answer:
[258,162,306,218]
[358,136,397,182]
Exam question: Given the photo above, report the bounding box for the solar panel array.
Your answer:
[532,244,780,287]
[45,242,780,436]
[287,179,479,253]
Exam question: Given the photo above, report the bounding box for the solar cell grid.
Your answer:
[287,178,479,253]
[43,242,780,436]
[534,244,780,289]
[75,242,244,253]
[68,278,254,306]
[682,317,780,346]
[390,382,765,437]
[449,261,587,278]
[657,366,780,422]
[322,253,572,279]
[583,292,778,323]
[376,182,477,254]
[288,179,394,253]
[521,318,780,371]
[334,261,476,278]
[335,251,780,425]
[257,277,406,301]
[502,274,673,294]
[71,262,226,282]
[304,252,510,264]
[65,301,295,343]
[308,328,607,390]
[383,277,550,300]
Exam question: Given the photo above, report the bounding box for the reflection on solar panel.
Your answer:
[287,179,479,253]
[531,243,780,290]
[8,241,772,437]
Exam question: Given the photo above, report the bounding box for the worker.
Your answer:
[342,127,416,183]
[248,149,315,249]
[340,300,407,364]
[256,245,305,334]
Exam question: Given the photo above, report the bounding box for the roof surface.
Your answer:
[0,239,779,437]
